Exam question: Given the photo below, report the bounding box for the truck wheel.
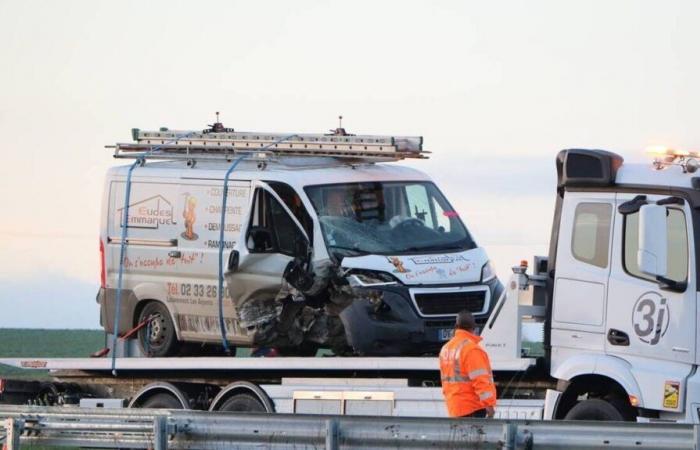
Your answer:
[218,393,267,413]
[140,393,184,409]
[137,302,179,357]
[563,398,626,421]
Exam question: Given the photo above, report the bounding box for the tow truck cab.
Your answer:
[544,148,700,422]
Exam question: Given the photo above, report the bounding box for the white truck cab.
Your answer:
[522,148,700,422]
[98,124,502,357]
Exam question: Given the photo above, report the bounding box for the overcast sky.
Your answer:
[0,0,698,328]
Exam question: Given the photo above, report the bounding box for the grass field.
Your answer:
[0,329,104,379]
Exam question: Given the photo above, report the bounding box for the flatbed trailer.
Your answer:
[0,267,552,418]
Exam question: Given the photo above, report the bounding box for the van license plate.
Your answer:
[439,328,454,341]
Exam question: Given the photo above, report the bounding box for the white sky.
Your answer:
[0,0,698,327]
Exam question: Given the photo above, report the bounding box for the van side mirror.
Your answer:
[638,204,667,278]
[227,250,239,272]
[293,236,311,260]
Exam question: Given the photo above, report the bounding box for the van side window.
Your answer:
[267,181,314,241]
[571,202,612,268]
[247,189,306,256]
[624,208,688,283]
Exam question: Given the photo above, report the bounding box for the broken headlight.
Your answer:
[345,270,398,287]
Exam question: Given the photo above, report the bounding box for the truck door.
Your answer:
[226,182,311,332]
[551,192,615,349]
[606,193,696,365]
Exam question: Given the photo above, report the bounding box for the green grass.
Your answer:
[0,329,104,379]
[522,340,545,357]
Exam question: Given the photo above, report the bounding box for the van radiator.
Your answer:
[414,291,486,315]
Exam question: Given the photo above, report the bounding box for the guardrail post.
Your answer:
[3,418,22,450]
[325,418,339,450]
[502,422,517,450]
[153,416,168,450]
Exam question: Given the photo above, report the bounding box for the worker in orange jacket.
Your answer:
[439,310,497,418]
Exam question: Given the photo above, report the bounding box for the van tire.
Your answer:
[217,393,267,413]
[563,398,626,421]
[137,302,180,357]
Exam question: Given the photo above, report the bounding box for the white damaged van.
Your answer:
[98,123,502,356]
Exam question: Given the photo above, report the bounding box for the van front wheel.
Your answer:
[137,302,180,357]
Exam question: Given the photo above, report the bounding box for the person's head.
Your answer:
[455,310,477,332]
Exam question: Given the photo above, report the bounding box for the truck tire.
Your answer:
[137,302,179,357]
[140,393,184,409]
[563,398,626,421]
[218,393,267,413]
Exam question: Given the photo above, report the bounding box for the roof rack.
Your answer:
[108,127,428,163]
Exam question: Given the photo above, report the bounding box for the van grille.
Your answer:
[414,290,487,316]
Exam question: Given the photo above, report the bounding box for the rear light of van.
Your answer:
[99,239,106,289]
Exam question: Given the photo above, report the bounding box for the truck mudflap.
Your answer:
[542,389,562,420]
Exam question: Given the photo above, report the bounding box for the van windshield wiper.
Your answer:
[402,243,466,253]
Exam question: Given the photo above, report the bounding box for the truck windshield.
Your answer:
[305,181,476,255]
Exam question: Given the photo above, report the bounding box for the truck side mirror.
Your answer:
[638,204,668,278]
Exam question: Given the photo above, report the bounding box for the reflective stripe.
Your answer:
[441,375,470,383]
[468,368,489,378]
[478,391,493,401]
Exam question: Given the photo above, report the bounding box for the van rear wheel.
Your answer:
[137,302,179,357]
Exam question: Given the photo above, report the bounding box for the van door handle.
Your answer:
[607,329,630,346]
[168,251,182,258]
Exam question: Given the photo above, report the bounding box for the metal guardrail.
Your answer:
[0,405,697,450]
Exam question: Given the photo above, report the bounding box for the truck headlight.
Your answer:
[481,260,496,282]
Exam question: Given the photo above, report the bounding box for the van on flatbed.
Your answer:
[97,122,502,357]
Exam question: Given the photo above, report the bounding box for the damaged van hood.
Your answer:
[341,247,488,285]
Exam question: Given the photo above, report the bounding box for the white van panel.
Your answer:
[173,180,252,343]
[107,178,252,343]
[107,180,181,284]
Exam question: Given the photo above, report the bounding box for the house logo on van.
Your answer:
[118,195,176,229]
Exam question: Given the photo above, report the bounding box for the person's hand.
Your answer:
[485,406,495,418]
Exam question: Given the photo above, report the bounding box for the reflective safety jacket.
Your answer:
[439,329,497,417]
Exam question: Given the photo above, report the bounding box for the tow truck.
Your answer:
[2,145,700,423]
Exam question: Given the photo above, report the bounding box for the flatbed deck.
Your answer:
[0,356,536,373]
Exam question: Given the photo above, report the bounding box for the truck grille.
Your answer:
[413,290,487,316]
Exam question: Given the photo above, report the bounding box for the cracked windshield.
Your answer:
[305,181,476,256]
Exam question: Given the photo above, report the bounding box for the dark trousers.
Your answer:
[461,409,487,418]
